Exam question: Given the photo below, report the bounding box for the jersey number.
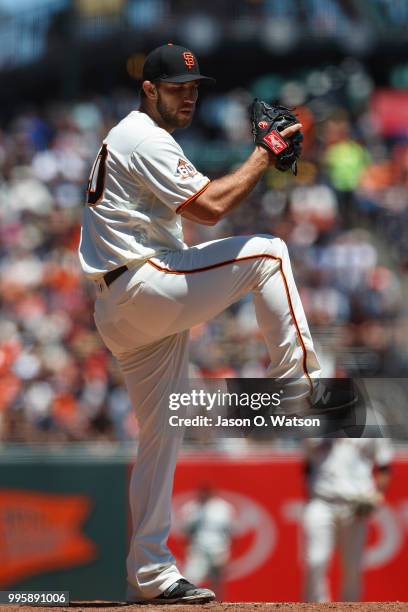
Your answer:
[87,143,108,206]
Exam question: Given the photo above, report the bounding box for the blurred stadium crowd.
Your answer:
[1,0,408,70]
[0,57,407,443]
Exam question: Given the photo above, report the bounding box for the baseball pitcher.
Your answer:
[79,43,321,603]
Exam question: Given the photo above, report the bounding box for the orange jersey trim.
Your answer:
[175,180,211,215]
[146,254,313,389]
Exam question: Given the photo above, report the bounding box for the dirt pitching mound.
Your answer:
[1,601,407,611]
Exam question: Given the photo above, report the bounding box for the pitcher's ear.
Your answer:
[142,80,158,100]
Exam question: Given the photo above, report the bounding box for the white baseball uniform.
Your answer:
[303,438,393,602]
[79,109,321,599]
[180,495,235,588]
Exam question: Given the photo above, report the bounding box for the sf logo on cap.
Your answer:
[183,52,195,69]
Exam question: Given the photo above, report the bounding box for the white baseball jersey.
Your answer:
[79,110,210,279]
[305,438,393,501]
[181,497,235,556]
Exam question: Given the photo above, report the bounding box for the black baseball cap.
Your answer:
[142,43,215,84]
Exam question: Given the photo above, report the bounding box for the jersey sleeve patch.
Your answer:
[131,134,210,212]
[176,158,198,180]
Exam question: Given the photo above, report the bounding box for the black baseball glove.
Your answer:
[249,98,303,175]
[351,492,382,518]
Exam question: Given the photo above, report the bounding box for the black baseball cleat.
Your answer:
[307,378,367,437]
[309,378,359,413]
[152,579,216,604]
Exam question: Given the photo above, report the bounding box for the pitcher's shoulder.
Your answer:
[106,111,170,154]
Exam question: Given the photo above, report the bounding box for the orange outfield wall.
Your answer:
[168,451,408,602]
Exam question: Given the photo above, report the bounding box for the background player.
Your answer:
[302,438,393,602]
[79,43,320,602]
[180,484,236,598]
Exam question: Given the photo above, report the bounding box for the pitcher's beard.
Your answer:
[157,95,193,129]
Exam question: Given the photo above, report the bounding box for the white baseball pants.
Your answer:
[303,498,368,602]
[93,234,320,598]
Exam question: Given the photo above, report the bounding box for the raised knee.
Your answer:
[266,237,287,261]
[279,238,288,254]
[251,234,286,258]
[274,238,288,259]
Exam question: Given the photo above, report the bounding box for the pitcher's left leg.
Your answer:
[125,331,189,599]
